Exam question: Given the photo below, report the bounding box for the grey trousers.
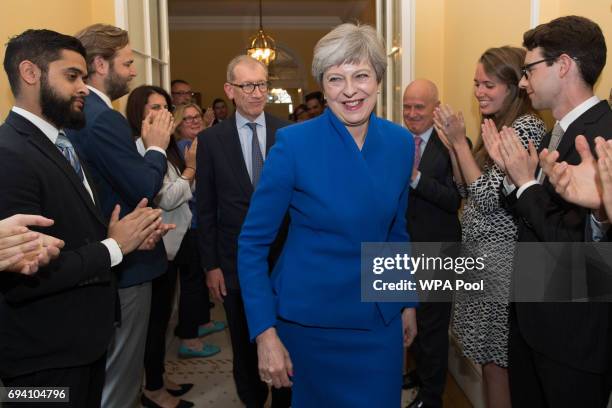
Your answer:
[101,282,152,408]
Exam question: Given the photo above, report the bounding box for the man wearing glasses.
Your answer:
[171,79,195,106]
[196,55,291,408]
[499,16,612,407]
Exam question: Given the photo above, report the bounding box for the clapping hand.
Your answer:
[138,222,176,250]
[481,119,505,171]
[595,137,612,220]
[184,138,198,170]
[203,108,215,129]
[0,214,64,275]
[539,135,601,209]
[107,198,164,255]
[500,127,538,187]
[141,110,174,150]
[433,105,468,148]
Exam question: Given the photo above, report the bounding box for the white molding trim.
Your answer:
[142,0,153,85]
[159,0,171,90]
[376,0,384,117]
[530,0,540,28]
[401,0,415,100]
[384,0,393,121]
[169,15,343,31]
[114,0,127,28]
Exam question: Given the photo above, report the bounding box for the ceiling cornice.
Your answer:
[169,15,344,30]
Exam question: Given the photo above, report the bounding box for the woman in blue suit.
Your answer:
[238,23,417,407]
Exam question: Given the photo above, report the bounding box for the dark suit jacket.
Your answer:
[68,92,168,288]
[504,100,612,373]
[197,112,289,290]
[0,111,115,378]
[406,129,462,243]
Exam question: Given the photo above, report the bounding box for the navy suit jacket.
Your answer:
[67,91,167,287]
[196,112,289,290]
[238,109,417,340]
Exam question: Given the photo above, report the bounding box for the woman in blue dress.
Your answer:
[237,23,417,407]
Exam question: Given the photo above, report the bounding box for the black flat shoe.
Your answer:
[166,383,193,397]
[140,393,194,408]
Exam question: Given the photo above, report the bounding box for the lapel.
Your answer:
[556,101,610,162]
[6,112,106,226]
[418,128,443,173]
[264,112,276,154]
[220,114,254,197]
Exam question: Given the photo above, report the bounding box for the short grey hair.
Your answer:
[312,23,387,85]
[226,55,268,82]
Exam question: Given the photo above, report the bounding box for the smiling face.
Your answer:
[473,62,510,116]
[402,80,439,135]
[322,60,378,137]
[223,61,268,121]
[177,105,204,140]
[40,49,89,129]
[518,47,560,112]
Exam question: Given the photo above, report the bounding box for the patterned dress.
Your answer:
[451,114,545,367]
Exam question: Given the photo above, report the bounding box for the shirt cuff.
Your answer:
[502,176,516,196]
[102,238,123,267]
[410,171,421,189]
[590,213,611,242]
[516,180,538,199]
[146,146,167,157]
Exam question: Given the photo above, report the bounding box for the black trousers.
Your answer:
[508,306,611,408]
[410,301,452,408]
[144,266,177,391]
[174,229,211,339]
[223,288,291,408]
[2,352,106,408]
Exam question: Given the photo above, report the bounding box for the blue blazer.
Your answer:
[238,109,416,341]
[67,92,168,288]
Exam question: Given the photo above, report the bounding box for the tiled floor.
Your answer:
[160,303,472,407]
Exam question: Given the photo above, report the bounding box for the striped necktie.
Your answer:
[247,122,264,188]
[413,135,423,171]
[56,130,85,182]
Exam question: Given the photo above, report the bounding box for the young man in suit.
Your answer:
[67,24,173,408]
[0,29,164,407]
[499,16,612,407]
[403,79,462,408]
[197,55,291,408]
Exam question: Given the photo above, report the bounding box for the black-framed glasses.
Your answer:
[520,57,557,79]
[182,114,202,124]
[229,81,270,94]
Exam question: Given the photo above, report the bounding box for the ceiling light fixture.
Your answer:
[247,0,276,65]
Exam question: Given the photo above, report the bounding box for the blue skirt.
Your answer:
[276,311,403,408]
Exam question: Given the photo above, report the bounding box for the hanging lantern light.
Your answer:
[247,0,276,65]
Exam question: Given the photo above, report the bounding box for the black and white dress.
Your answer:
[451,114,545,367]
